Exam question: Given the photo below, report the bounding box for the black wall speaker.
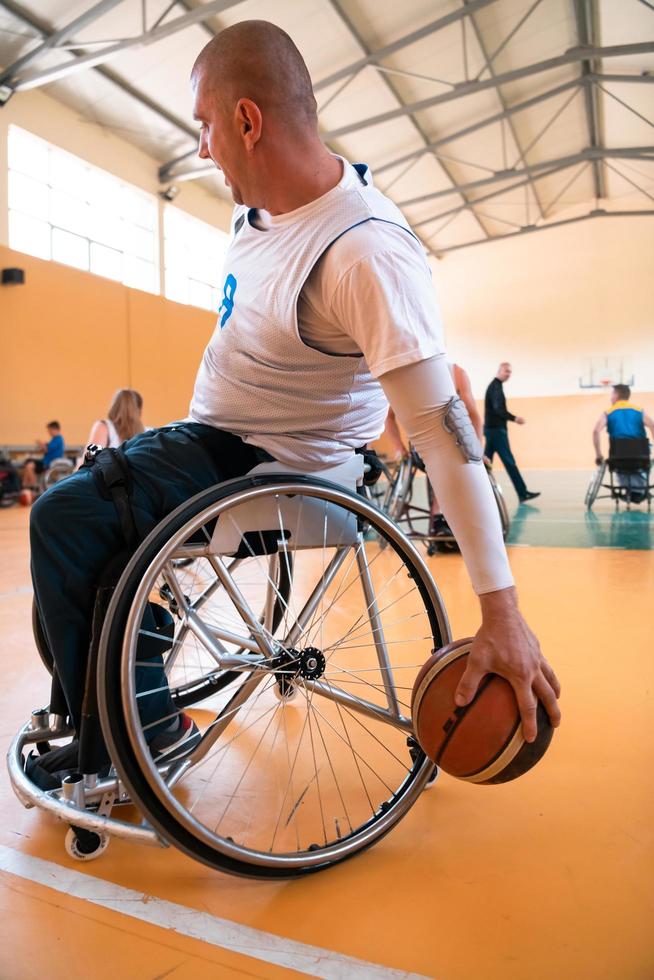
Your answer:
[2,268,25,285]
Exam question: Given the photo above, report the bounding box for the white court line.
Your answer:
[0,844,428,979]
[0,586,33,602]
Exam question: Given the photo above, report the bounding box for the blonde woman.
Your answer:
[85,389,145,451]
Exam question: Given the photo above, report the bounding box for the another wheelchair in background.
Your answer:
[586,437,652,511]
[371,448,510,555]
[43,457,76,489]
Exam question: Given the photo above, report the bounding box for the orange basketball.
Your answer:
[411,638,553,784]
[18,489,34,507]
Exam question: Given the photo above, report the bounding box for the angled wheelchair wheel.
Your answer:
[44,458,75,489]
[488,470,510,539]
[99,475,450,878]
[585,462,606,510]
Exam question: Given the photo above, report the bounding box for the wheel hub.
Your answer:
[298,647,326,680]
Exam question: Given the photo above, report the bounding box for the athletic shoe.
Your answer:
[148,712,201,764]
[430,514,453,537]
[519,491,541,502]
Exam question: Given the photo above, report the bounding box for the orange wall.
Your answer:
[3,244,652,466]
[374,390,654,470]
[1,245,214,445]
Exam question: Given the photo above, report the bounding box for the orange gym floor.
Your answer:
[0,503,652,980]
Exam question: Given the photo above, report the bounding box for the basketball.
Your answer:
[18,489,33,507]
[411,638,553,784]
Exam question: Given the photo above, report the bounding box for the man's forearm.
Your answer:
[381,356,514,595]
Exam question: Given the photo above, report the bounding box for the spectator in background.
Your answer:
[22,421,65,488]
[83,389,145,452]
[484,363,540,502]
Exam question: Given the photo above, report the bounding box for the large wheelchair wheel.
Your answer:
[585,462,606,510]
[31,557,291,712]
[98,475,449,878]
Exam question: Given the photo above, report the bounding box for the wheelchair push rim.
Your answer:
[99,476,450,877]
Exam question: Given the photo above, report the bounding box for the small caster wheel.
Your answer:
[426,543,436,557]
[65,826,109,861]
[424,764,440,789]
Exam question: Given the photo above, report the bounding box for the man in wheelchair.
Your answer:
[27,20,560,793]
[592,384,654,505]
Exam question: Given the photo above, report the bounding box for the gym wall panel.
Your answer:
[1,245,130,444]
[484,391,654,469]
[374,391,654,470]
[0,244,214,444]
[431,214,654,399]
[127,288,215,427]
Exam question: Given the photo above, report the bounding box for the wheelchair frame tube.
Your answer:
[7,722,165,848]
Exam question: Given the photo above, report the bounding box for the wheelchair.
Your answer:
[43,456,76,489]
[373,449,510,555]
[585,437,653,512]
[10,455,450,877]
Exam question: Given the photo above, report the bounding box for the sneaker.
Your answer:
[430,514,453,537]
[148,713,201,764]
[519,491,541,502]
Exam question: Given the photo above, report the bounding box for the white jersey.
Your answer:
[102,418,121,448]
[189,159,443,468]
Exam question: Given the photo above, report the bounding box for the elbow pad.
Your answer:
[442,397,483,463]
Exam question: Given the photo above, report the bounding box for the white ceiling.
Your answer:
[1,0,652,254]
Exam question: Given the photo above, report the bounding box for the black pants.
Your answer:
[484,426,528,500]
[30,423,267,731]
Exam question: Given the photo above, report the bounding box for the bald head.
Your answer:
[192,20,317,130]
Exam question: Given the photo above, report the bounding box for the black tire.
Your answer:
[98,475,449,879]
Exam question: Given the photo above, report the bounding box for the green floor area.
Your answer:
[409,468,652,550]
[498,469,652,550]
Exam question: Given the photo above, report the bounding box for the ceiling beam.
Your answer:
[0,0,124,86]
[412,147,654,227]
[463,0,546,221]
[0,0,199,139]
[432,209,654,255]
[400,146,653,209]
[4,0,246,91]
[157,69,654,184]
[322,43,654,141]
[313,0,501,92]
[325,0,490,241]
[574,0,606,199]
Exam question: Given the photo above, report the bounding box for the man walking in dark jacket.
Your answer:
[484,363,540,502]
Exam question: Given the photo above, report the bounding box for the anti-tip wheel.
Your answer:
[65,825,109,861]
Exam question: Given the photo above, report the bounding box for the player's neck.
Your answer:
[261,147,343,216]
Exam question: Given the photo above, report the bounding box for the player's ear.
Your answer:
[236,99,262,149]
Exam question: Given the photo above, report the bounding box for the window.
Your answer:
[7,125,159,292]
[164,205,229,312]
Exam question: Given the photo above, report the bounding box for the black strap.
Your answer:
[84,445,140,549]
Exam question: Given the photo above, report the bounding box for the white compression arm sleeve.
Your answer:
[379,354,514,595]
